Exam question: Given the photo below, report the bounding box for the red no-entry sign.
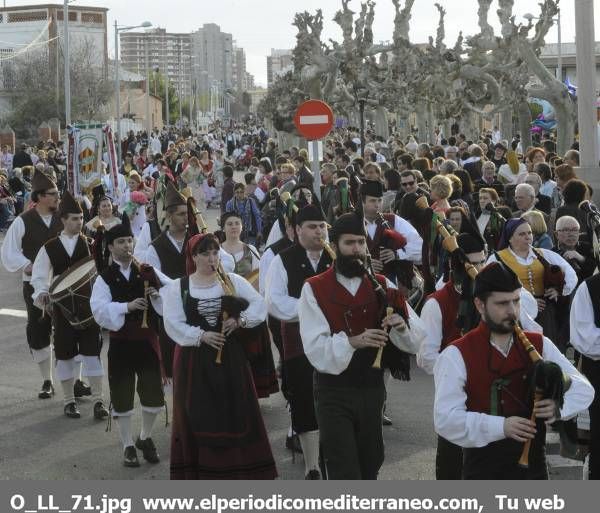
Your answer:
[294,100,334,140]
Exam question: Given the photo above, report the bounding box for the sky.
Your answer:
[4,0,599,87]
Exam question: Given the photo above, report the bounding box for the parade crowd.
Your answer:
[0,120,598,481]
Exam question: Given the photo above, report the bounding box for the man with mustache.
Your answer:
[433,262,593,479]
[298,212,425,479]
[1,170,64,399]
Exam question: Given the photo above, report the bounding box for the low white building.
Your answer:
[0,3,108,89]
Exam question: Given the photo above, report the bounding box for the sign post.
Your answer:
[294,100,334,201]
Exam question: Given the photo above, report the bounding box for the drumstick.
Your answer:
[141,280,149,328]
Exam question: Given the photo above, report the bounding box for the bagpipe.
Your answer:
[514,325,570,468]
[362,255,412,380]
[531,247,565,296]
[373,211,425,309]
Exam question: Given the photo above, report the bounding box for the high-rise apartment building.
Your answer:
[267,48,293,88]
[120,28,192,98]
[191,23,233,94]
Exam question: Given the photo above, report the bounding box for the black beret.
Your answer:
[474,261,522,298]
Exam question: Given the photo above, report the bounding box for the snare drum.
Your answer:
[48,256,98,330]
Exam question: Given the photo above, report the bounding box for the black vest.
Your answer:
[101,262,146,324]
[148,218,162,241]
[20,209,63,263]
[586,273,600,328]
[267,236,294,257]
[151,231,187,279]
[279,243,332,299]
[45,235,90,276]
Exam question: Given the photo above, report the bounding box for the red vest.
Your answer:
[454,322,543,417]
[308,267,408,385]
[426,281,461,352]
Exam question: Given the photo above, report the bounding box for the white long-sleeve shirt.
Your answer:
[133,222,153,262]
[1,214,54,281]
[265,250,324,322]
[487,247,578,296]
[433,336,594,448]
[161,272,267,347]
[298,273,426,375]
[30,232,81,304]
[365,214,423,264]
[418,284,542,375]
[90,261,172,332]
[570,281,600,360]
[259,247,276,296]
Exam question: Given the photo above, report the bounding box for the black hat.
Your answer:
[164,182,187,210]
[295,204,325,226]
[330,212,366,243]
[359,180,384,198]
[457,233,485,254]
[474,261,522,298]
[106,213,133,245]
[92,183,109,203]
[31,168,56,193]
[58,190,83,217]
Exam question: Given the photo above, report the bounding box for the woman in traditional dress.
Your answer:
[475,187,505,252]
[199,151,216,208]
[85,186,121,236]
[162,233,277,479]
[220,212,279,399]
[487,218,577,342]
[220,212,260,283]
[180,157,205,212]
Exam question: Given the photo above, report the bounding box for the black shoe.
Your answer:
[93,401,109,420]
[135,437,160,463]
[305,469,321,480]
[64,402,81,419]
[123,446,140,467]
[285,434,303,453]
[382,413,393,426]
[74,379,91,398]
[38,380,54,399]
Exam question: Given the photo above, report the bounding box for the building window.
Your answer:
[8,11,48,23]
[81,12,103,24]
[56,11,78,22]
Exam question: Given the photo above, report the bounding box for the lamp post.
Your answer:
[353,85,369,158]
[63,0,72,128]
[524,10,562,80]
[114,20,152,165]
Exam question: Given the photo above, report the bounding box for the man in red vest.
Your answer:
[434,262,593,479]
[418,232,486,479]
[298,212,425,479]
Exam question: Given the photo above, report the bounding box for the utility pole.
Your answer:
[63,0,71,127]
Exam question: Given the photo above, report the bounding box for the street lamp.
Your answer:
[352,85,370,158]
[63,0,75,129]
[114,20,152,165]
[524,9,562,80]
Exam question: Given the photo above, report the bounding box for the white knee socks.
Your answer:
[60,377,75,406]
[115,415,134,449]
[298,430,320,474]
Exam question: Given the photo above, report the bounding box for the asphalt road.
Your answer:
[0,200,582,480]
